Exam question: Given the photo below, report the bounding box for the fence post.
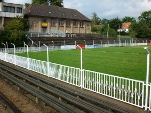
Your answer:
[144,47,150,110]
[43,44,50,77]
[76,45,83,88]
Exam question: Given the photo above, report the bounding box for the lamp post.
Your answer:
[24,43,29,58]
[2,43,6,60]
[118,24,121,46]
[75,41,77,48]
[24,43,29,69]
[11,43,15,55]
[64,40,65,46]
[76,45,83,89]
[144,47,150,110]
[23,41,25,52]
[43,44,49,76]
[84,40,86,45]
[2,43,6,52]
[107,24,109,39]
[6,41,8,53]
[52,41,54,50]
[11,43,16,65]
[38,41,40,51]
[100,40,102,47]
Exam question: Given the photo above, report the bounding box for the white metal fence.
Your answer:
[0,41,148,54]
[0,51,150,111]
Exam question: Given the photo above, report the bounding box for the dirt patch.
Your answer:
[0,76,45,113]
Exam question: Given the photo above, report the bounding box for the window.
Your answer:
[66,21,70,27]
[3,6,15,13]
[51,20,55,26]
[41,19,47,27]
[59,20,63,26]
[80,22,84,27]
[73,21,77,27]
[42,27,47,33]
[17,7,22,13]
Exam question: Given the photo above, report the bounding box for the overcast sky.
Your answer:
[4,0,151,20]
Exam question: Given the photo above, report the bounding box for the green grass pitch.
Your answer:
[16,46,151,82]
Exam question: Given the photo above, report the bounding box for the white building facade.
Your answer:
[0,2,23,29]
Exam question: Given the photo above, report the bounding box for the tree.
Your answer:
[122,16,136,23]
[138,10,151,27]
[91,12,100,26]
[32,0,64,7]
[128,10,151,38]
[49,0,63,7]
[25,3,30,8]
[32,0,47,4]
[4,17,29,44]
[0,0,4,2]
[98,24,117,37]
[109,17,122,32]
[0,30,11,47]
[100,18,109,25]
[129,20,151,38]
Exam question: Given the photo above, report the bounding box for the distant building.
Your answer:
[0,2,23,29]
[24,3,91,34]
[121,22,131,33]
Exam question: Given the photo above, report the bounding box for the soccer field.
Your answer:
[17,46,151,82]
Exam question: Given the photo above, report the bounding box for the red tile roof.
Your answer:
[121,22,131,29]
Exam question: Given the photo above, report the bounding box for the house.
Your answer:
[121,22,131,33]
[24,3,91,34]
[0,2,23,30]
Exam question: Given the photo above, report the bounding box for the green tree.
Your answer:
[100,18,109,25]
[122,16,136,23]
[138,10,151,27]
[98,24,117,37]
[32,0,64,7]
[49,0,63,7]
[91,12,100,26]
[4,17,29,44]
[129,20,151,38]
[25,3,30,8]
[109,17,122,32]
[0,30,11,47]
[129,10,151,38]
[32,0,47,4]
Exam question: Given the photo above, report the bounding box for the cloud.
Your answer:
[4,0,151,20]
[5,0,31,4]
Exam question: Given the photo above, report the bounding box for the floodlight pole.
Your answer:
[24,43,29,69]
[11,43,16,65]
[2,43,6,60]
[64,40,65,46]
[11,43,15,55]
[43,44,50,76]
[100,40,102,47]
[23,41,25,52]
[75,41,76,48]
[39,41,40,51]
[107,24,109,39]
[52,41,54,50]
[76,45,83,89]
[6,41,8,53]
[24,43,29,58]
[144,47,150,110]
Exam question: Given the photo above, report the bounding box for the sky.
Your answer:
[4,0,151,20]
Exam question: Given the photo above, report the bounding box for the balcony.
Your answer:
[0,11,23,18]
